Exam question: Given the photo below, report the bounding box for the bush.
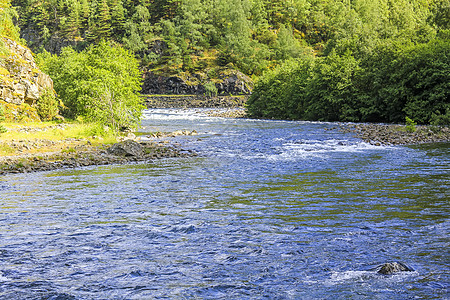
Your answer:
[0,104,5,122]
[204,81,218,97]
[431,107,450,126]
[38,41,144,131]
[405,117,417,132]
[36,89,59,121]
[0,104,7,134]
[247,39,450,124]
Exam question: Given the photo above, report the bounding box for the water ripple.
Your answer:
[0,110,448,299]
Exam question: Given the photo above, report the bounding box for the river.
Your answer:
[1,109,449,299]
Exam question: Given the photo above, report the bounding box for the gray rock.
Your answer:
[25,80,40,102]
[376,262,414,275]
[107,140,144,157]
[141,71,253,96]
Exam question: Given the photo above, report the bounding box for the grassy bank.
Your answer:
[0,121,197,175]
[0,122,118,157]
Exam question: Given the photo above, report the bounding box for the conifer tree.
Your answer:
[86,0,99,42]
[97,0,112,39]
[80,0,90,28]
[111,0,126,37]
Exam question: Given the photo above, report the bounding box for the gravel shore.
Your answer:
[340,123,450,146]
[0,140,196,175]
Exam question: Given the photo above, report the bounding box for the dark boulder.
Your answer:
[376,262,414,275]
[107,140,144,157]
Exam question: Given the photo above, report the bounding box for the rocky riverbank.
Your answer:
[0,138,196,175]
[340,123,450,145]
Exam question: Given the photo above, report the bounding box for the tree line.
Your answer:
[17,0,445,75]
[246,0,450,124]
[7,0,450,125]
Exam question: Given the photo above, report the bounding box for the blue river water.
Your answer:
[0,109,449,299]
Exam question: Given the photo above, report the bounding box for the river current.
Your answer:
[0,109,449,299]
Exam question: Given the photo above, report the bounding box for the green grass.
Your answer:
[2,121,117,143]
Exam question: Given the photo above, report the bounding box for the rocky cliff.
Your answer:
[0,37,54,121]
[141,69,253,96]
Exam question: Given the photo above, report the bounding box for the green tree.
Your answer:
[97,0,112,39]
[303,50,361,121]
[275,24,302,60]
[123,5,153,53]
[38,41,144,130]
[0,104,7,134]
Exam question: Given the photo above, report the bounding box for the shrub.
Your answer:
[36,89,59,121]
[204,81,218,97]
[247,39,450,124]
[0,104,5,122]
[405,117,417,132]
[38,41,143,131]
[0,104,7,134]
[431,108,450,126]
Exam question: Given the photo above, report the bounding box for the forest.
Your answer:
[3,0,450,125]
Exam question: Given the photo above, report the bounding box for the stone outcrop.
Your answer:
[20,28,83,55]
[107,140,144,157]
[376,262,414,275]
[0,37,54,106]
[141,70,253,96]
[145,95,248,109]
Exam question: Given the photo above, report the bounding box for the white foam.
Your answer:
[326,269,419,286]
[261,139,388,161]
[142,109,216,121]
[0,274,9,282]
[329,270,373,283]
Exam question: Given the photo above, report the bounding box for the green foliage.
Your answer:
[36,88,59,121]
[0,0,21,41]
[0,125,8,134]
[12,0,444,77]
[204,82,218,97]
[431,107,450,126]
[405,117,417,132]
[0,104,5,122]
[10,0,448,125]
[248,38,450,124]
[0,104,7,134]
[38,41,143,131]
[303,51,361,122]
[247,58,314,120]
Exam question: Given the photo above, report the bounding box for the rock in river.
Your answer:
[107,140,144,157]
[376,262,414,275]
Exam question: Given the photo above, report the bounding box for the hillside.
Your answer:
[5,0,450,124]
[1,0,57,123]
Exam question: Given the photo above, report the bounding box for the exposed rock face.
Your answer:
[20,28,84,55]
[107,140,144,157]
[145,95,247,109]
[0,37,54,106]
[142,70,253,96]
[377,262,414,275]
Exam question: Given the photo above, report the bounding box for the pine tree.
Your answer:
[111,0,126,37]
[62,0,82,39]
[85,0,99,42]
[97,0,111,39]
[80,0,90,28]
